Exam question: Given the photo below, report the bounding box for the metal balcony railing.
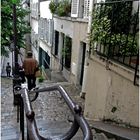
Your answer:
[91,0,139,85]
[14,84,93,140]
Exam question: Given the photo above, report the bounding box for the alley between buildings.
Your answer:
[1,73,138,140]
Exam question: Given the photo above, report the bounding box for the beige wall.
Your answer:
[51,56,60,71]
[72,21,88,84]
[53,17,88,84]
[84,56,139,127]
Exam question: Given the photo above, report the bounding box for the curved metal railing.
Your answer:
[19,85,93,140]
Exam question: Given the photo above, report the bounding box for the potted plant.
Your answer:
[57,0,71,16]
[38,75,44,83]
[49,1,57,14]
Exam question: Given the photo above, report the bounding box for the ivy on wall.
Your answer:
[90,2,139,57]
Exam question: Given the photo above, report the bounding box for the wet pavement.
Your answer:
[2,74,136,140]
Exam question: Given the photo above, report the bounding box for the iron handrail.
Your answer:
[21,85,93,140]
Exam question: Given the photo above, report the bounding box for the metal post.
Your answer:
[13,4,18,72]
[13,4,21,106]
[20,97,24,140]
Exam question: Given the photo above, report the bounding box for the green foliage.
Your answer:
[90,3,138,56]
[49,1,58,14]
[38,75,44,83]
[1,0,31,57]
[106,0,133,34]
[62,36,72,58]
[12,0,20,4]
[49,0,71,17]
[57,0,71,16]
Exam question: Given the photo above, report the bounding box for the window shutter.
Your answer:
[40,18,43,39]
[38,21,40,38]
[49,20,53,45]
[33,3,35,17]
[83,0,90,18]
[41,19,43,39]
[46,20,49,42]
[71,0,80,17]
[44,19,47,41]
[34,3,38,19]
[43,19,45,39]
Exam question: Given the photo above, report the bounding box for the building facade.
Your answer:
[30,0,139,128]
[51,0,91,87]
[30,0,53,78]
[83,0,139,127]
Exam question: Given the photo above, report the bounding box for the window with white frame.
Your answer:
[38,18,53,45]
[83,0,90,18]
[71,0,90,18]
[31,2,39,19]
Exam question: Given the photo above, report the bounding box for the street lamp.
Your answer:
[12,0,30,106]
[13,3,21,106]
[13,4,18,74]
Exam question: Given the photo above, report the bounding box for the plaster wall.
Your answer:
[53,17,88,84]
[54,18,73,38]
[72,22,87,85]
[51,57,60,71]
[84,57,139,127]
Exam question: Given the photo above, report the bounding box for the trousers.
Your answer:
[26,74,36,90]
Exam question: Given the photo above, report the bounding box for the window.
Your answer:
[71,0,84,18]
[63,36,72,69]
[54,31,59,55]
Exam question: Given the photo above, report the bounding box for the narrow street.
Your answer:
[1,76,85,140]
[1,75,138,140]
[1,0,139,139]
[1,77,93,140]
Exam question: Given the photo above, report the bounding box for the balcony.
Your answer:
[49,0,90,19]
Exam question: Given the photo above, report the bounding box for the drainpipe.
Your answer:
[80,0,94,98]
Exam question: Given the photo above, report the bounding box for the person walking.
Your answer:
[6,62,11,77]
[22,51,38,90]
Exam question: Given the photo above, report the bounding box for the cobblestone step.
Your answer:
[88,121,139,140]
[32,120,117,140]
[1,127,20,140]
[2,77,137,140]
[36,120,83,139]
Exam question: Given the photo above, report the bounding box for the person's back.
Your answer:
[22,51,38,90]
[23,58,37,75]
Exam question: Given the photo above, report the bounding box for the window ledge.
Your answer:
[53,15,88,23]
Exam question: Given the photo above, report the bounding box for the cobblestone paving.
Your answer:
[1,77,116,140]
[33,81,84,122]
[1,77,20,140]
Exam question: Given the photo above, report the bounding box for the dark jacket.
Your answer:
[23,58,38,75]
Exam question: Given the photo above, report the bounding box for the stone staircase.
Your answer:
[37,120,83,140]
[1,121,85,140]
[1,127,20,140]
[1,77,139,140]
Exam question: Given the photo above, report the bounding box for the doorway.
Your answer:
[80,42,86,86]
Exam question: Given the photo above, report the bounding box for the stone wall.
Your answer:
[84,56,139,127]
